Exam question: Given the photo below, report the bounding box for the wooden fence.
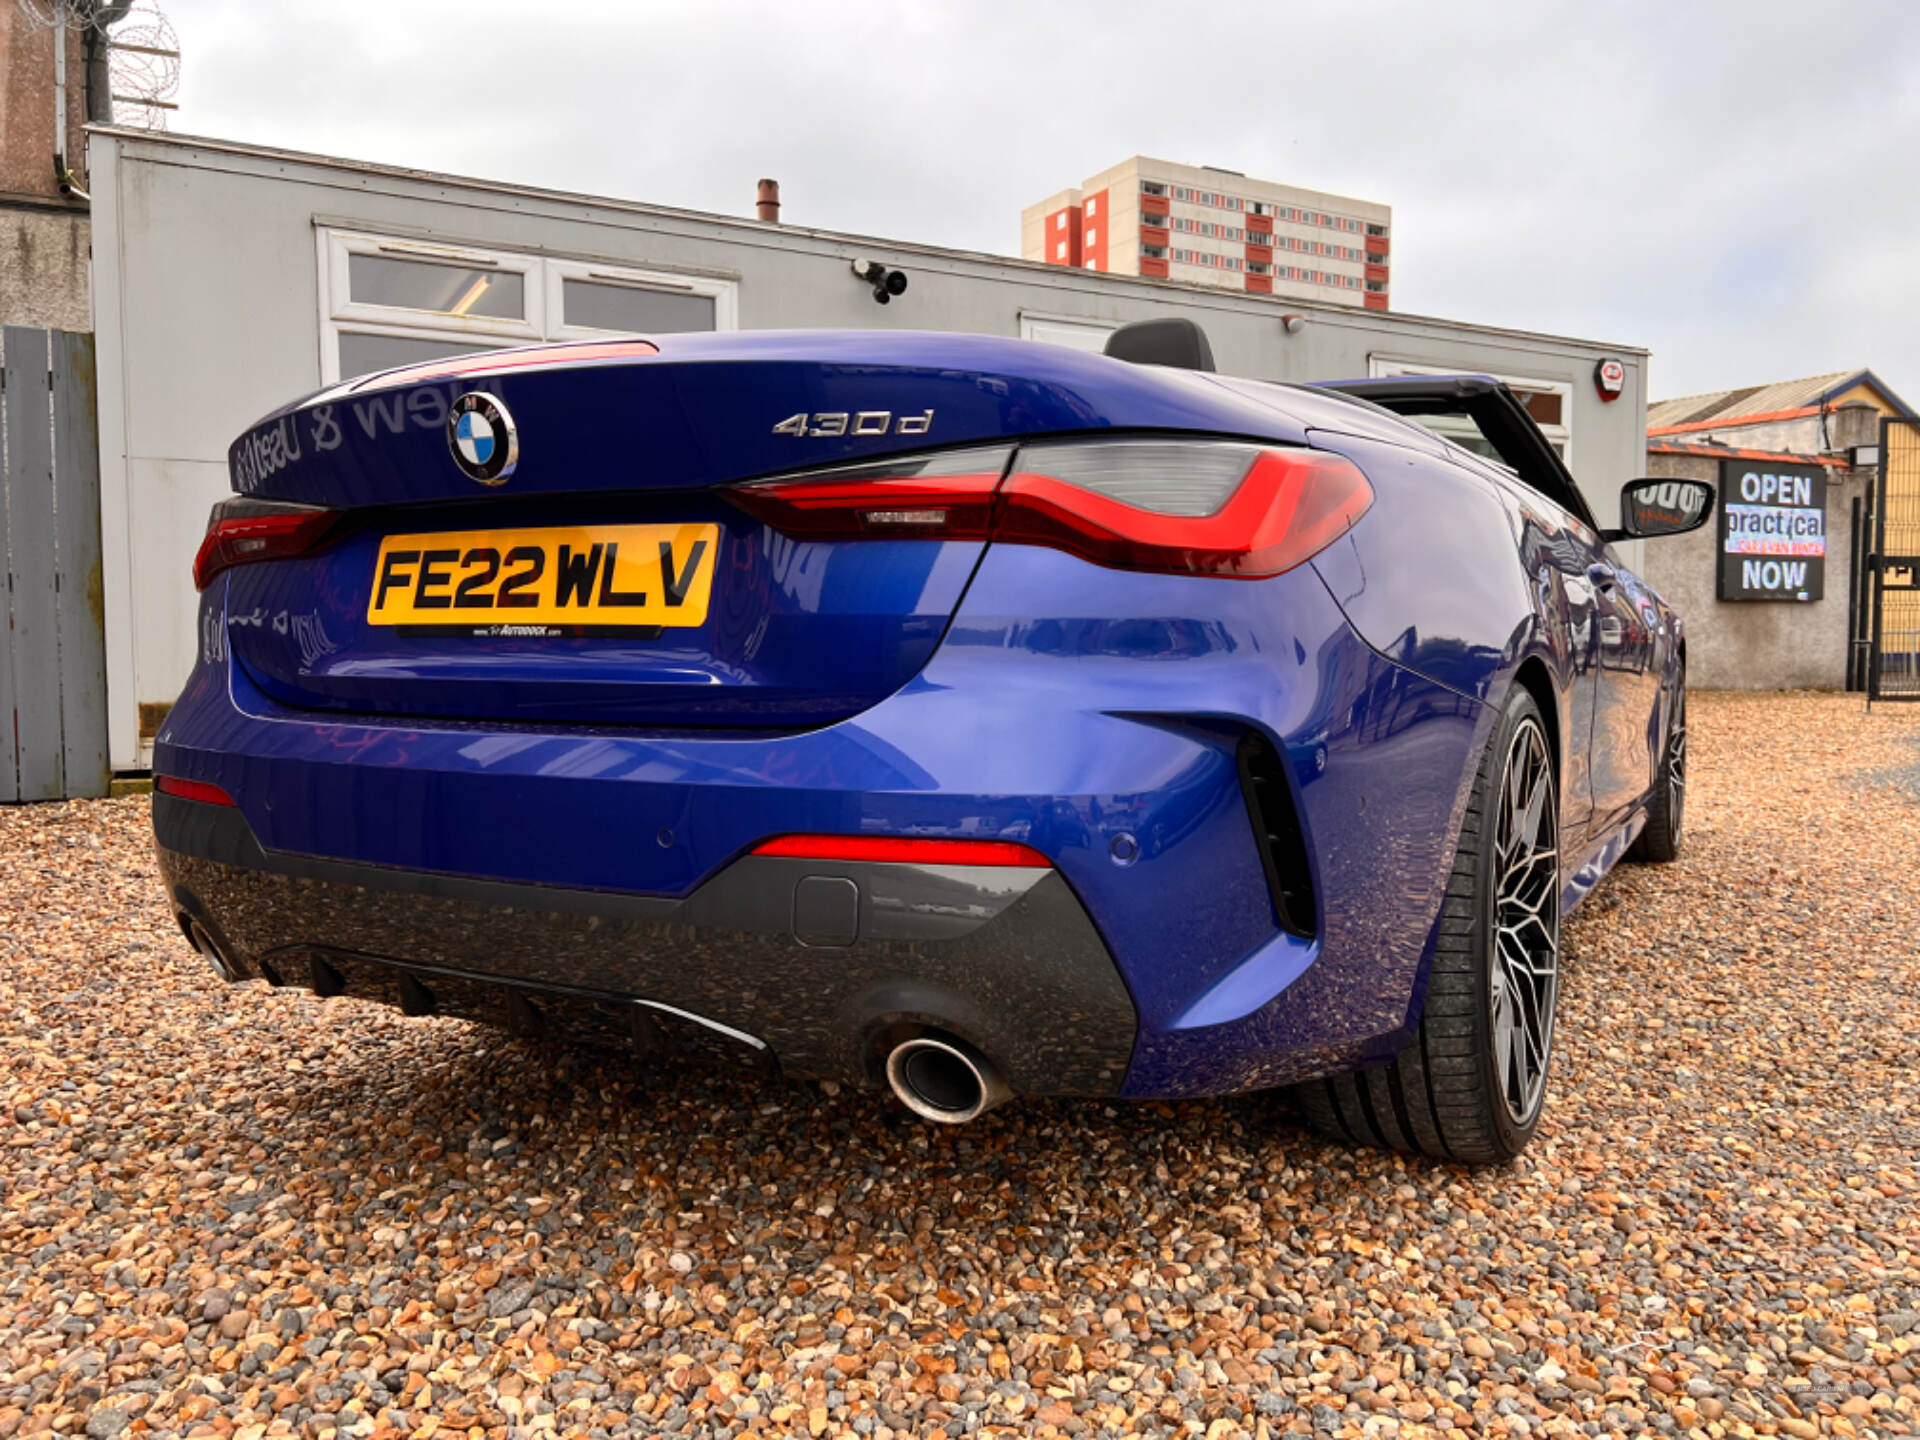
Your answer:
[0,327,109,800]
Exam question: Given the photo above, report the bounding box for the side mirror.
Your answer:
[1603,478,1715,542]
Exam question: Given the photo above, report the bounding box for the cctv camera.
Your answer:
[852,257,907,304]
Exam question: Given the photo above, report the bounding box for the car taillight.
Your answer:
[726,439,1371,579]
[724,446,1012,537]
[193,498,347,591]
[1000,440,1373,578]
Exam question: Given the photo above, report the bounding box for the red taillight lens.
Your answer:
[726,439,1371,579]
[999,441,1373,578]
[753,834,1049,867]
[155,775,236,806]
[193,498,347,591]
[725,446,1012,538]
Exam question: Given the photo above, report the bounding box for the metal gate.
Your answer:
[0,327,109,800]
[1869,416,1920,700]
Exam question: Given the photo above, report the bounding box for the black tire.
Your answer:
[1293,685,1560,1163]
[1627,674,1686,863]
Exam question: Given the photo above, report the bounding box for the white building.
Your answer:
[87,127,1644,770]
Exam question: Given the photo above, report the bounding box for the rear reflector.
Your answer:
[155,775,236,806]
[753,834,1050,867]
[193,498,348,591]
[727,438,1371,579]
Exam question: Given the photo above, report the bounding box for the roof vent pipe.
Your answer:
[756,178,780,223]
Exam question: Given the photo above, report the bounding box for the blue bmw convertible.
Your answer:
[153,319,1711,1162]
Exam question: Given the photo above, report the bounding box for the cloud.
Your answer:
[157,0,1920,403]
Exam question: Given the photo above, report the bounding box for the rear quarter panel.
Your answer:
[1305,430,1601,857]
[1305,431,1535,704]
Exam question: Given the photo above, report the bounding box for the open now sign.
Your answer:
[1716,459,1825,602]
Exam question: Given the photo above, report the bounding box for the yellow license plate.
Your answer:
[366,523,719,628]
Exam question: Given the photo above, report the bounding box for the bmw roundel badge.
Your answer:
[447,392,519,485]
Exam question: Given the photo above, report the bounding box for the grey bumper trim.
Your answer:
[154,794,1137,1096]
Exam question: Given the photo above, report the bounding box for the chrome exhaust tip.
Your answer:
[186,919,240,983]
[884,1033,1010,1124]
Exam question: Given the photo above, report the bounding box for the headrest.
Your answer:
[1102,317,1216,372]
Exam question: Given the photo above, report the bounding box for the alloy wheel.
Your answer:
[1489,715,1559,1128]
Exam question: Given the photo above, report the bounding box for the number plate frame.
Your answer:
[366,523,719,632]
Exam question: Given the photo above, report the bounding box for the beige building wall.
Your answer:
[1020,188,1082,265]
[1149,158,1384,302]
[1024,155,1390,308]
[1083,159,1142,277]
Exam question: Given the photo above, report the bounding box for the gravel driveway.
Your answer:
[3,692,1917,1440]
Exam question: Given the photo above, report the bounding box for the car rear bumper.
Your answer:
[157,547,1497,1101]
[156,792,1137,1094]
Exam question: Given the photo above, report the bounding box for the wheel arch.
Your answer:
[1508,654,1563,795]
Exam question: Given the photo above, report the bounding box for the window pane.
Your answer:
[563,279,716,334]
[338,332,498,380]
[1404,412,1503,461]
[1518,390,1565,427]
[1022,318,1115,353]
[348,253,525,319]
[1401,410,1569,465]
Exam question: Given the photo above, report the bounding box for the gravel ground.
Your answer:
[2,690,1917,1440]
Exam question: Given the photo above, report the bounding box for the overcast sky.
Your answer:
[150,0,1920,406]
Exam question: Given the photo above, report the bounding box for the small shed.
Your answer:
[1641,370,1911,690]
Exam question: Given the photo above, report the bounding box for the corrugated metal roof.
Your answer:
[1648,371,1859,432]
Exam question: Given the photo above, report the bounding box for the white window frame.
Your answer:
[1019,312,1117,354]
[318,230,541,383]
[316,227,738,384]
[544,257,737,342]
[1368,355,1575,461]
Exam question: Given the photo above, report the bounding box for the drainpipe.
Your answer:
[54,10,73,191]
[52,0,132,198]
[50,4,88,199]
[86,2,134,124]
